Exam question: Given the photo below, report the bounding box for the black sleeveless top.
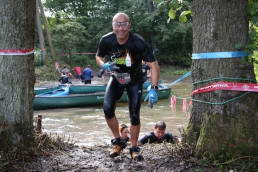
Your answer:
[96,32,155,84]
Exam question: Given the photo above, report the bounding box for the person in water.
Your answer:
[95,12,160,161]
[59,71,72,84]
[138,121,180,145]
[119,124,130,143]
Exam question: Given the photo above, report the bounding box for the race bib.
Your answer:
[114,72,131,84]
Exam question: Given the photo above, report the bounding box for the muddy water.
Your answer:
[34,76,192,146]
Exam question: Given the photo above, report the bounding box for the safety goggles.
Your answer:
[113,22,130,28]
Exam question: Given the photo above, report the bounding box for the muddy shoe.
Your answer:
[109,138,127,158]
[129,146,144,161]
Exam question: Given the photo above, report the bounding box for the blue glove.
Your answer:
[102,61,119,71]
[144,89,158,108]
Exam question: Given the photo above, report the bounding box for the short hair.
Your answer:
[155,121,166,130]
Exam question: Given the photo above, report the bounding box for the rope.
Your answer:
[193,77,257,85]
[171,76,255,105]
[192,92,250,105]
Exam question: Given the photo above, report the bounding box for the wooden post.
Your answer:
[36,115,42,133]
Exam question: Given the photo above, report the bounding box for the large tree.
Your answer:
[0,0,35,148]
[187,0,258,159]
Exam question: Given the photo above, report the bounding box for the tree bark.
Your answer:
[147,0,158,54]
[187,0,258,158]
[0,0,36,147]
[36,0,48,65]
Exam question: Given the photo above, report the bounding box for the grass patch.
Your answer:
[160,65,190,76]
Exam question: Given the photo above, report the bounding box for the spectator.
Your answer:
[61,65,70,75]
[74,66,83,80]
[59,71,72,84]
[83,65,93,84]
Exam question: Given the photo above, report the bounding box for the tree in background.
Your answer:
[188,0,257,160]
[0,0,35,148]
[51,21,87,68]
[42,0,193,67]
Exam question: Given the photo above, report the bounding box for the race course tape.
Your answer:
[191,81,258,96]
[192,51,250,59]
[0,48,34,55]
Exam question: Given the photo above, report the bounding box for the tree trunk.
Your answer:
[38,0,56,62]
[147,0,158,53]
[0,0,35,147]
[187,0,258,159]
[36,0,48,65]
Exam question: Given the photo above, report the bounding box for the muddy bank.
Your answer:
[24,143,218,172]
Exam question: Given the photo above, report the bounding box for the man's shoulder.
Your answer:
[129,32,148,48]
[164,132,173,137]
[101,32,115,40]
[130,32,144,41]
[143,131,154,138]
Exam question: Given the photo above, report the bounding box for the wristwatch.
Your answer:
[151,85,159,91]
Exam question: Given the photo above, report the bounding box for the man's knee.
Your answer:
[103,104,115,119]
[130,114,140,126]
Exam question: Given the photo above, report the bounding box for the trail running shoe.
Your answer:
[129,146,144,161]
[109,138,127,158]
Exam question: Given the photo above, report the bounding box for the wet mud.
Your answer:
[23,143,218,172]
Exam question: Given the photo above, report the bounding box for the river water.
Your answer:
[34,76,192,146]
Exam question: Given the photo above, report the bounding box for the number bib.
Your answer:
[114,72,131,84]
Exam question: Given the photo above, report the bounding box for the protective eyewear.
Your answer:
[113,22,130,28]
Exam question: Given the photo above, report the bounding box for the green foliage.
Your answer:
[248,0,258,60]
[51,21,87,66]
[160,65,190,76]
[40,0,193,67]
[168,9,176,19]
[35,66,60,82]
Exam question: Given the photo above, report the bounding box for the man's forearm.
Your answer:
[95,55,105,68]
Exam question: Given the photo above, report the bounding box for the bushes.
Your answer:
[35,66,60,83]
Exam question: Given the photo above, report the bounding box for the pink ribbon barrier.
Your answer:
[170,95,176,111]
[191,82,258,96]
[182,98,187,113]
[0,48,34,55]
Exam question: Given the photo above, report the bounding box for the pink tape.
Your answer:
[170,95,176,111]
[192,82,258,96]
[182,98,187,113]
[0,48,34,55]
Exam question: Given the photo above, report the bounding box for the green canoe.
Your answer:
[33,87,171,110]
[60,81,155,94]
[34,80,161,95]
[59,84,107,94]
[34,86,61,95]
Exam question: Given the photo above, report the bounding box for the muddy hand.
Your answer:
[144,89,158,108]
[102,61,119,71]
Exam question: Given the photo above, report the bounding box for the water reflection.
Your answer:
[34,77,192,146]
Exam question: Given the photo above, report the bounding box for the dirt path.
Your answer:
[24,143,217,172]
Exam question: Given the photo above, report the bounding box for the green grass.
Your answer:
[160,65,190,76]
